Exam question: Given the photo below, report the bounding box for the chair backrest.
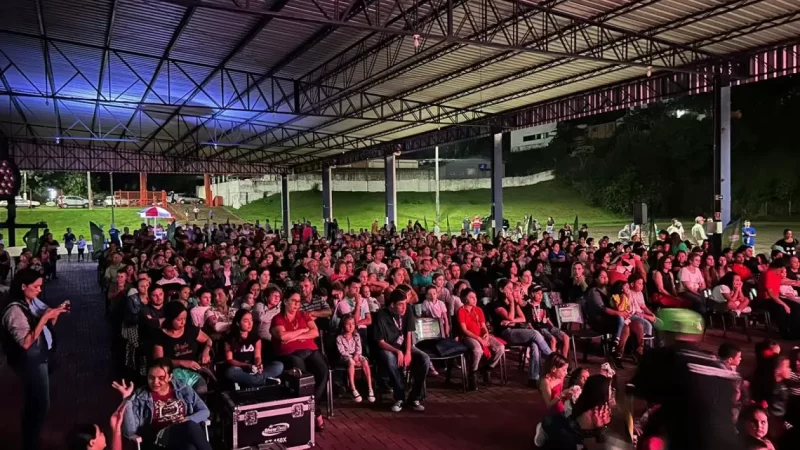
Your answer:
[556,302,585,328]
[702,288,713,299]
[748,287,758,300]
[414,317,443,341]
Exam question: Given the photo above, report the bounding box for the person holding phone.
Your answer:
[1,269,69,450]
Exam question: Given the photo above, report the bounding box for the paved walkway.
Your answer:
[0,262,776,450]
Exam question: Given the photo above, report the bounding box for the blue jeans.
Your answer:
[224,361,284,388]
[378,346,431,402]
[501,328,552,381]
[17,362,50,450]
[631,315,654,336]
[611,315,626,341]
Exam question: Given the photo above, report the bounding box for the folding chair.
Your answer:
[319,327,375,417]
[556,302,609,368]
[414,317,468,394]
[130,419,211,449]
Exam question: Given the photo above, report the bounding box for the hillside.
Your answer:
[230,181,624,231]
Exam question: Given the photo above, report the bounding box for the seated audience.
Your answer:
[373,289,430,412]
[270,288,329,429]
[121,358,211,450]
[335,314,375,403]
[223,309,283,388]
[456,288,504,390]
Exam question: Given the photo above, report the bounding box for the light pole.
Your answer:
[109,172,116,225]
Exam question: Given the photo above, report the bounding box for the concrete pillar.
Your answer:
[204,173,212,205]
[281,173,290,240]
[385,154,397,228]
[713,74,731,230]
[321,166,332,237]
[491,132,508,238]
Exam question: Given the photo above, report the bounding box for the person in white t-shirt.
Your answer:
[678,253,707,315]
[420,285,450,337]
[190,289,212,328]
[366,248,389,281]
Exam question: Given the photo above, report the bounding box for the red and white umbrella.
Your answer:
[138,206,172,219]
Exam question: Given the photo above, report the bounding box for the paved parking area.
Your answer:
[0,262,775,450]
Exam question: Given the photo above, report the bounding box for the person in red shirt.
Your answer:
[731,250,754,284]
[457,288,504,390]
[757,260,799,339]
[270,288,329,430]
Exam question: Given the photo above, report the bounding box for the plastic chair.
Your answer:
[414,317,468,394]
[319,327,374,418]
[556,302,609,368]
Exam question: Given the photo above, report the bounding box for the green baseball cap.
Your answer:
[654,308,704,335]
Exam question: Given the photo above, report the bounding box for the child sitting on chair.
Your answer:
[336,314,375,403]
[528,285,569,358]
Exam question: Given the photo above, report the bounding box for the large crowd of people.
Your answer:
[3,218,800,450]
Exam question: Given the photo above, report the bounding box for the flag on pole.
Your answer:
[90,221,105,259]
[574,215,579,237]
[347,217,351,233]
[23,227,39,254]
[446,215,451,234]
[722,217,743,250]
[647,220,658,248]
[424,216,428,230]
[167,221,176,246]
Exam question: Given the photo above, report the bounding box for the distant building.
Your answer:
[510,123,557,153]
[440,157,495,179]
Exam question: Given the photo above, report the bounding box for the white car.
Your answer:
[60,195,90,208]
[0,196,41,207]
[103,196,130,207]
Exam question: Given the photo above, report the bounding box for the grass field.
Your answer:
[0,207,150,241]
[233,181,625,231]
[0,181,796,255]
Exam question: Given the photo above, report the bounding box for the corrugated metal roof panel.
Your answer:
[171,7,263,67]
[41,0,113,47]
[111,0,188,57]
[0,0,40,35]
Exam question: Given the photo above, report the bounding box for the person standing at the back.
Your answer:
[63,228,76,263]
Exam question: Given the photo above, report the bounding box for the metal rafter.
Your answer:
[7,138,282,175]
[278,0,766,163]
[135,0,293,153]
[225,0,566,162]
[0,71,38,138]
[90,0,119,136]
[34,0,61,137]
[292,40,800,173]
[189,0,454,162]
[262,0,660,162]
[112,5,197,152]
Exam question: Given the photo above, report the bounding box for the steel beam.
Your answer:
[281,173,291,239]
[385,153,397,227]
[292,41,799,173]
[713,73,732,228]
[265,0,654,163]
[91,0,119,135]
[113,5,196,151]
[34,0,61,137]
[491,132,507,238]
[277,0,759,163]
[137,0,292,154]
[7,138,281,175]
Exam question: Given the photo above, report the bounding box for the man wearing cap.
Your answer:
[631,308,743,450]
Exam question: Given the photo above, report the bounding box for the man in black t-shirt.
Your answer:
[373,289,430,413]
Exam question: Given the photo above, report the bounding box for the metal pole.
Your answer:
[87,171,93,210]
[435,145,440,226]
[110,172,116,225]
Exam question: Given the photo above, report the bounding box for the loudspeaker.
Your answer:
[633,202,648,225]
